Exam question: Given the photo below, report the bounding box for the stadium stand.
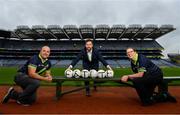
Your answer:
[168,53,180,65]
[0,24,178,67]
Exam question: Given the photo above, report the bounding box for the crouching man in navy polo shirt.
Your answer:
[121,48,177,106]
[2,46,52,106]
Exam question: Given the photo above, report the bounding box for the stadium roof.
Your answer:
[0,24,175,41]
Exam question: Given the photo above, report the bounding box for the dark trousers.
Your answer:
[131,71,163,104]
[84,68,98,92]
[84,81,97,92]
[10,72,40,104]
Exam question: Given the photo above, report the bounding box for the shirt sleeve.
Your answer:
[70,49,83,67]
[138,55,147,72]
[28,56,38,69]
[138,67,147,72]
[46,61,52,71]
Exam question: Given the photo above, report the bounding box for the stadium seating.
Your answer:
[0,24,177,67]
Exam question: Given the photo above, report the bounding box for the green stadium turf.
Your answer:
[0,67,180,86]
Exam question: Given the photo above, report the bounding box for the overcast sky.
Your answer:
[0,0,179,57]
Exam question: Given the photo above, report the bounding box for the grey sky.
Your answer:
[0,0,179,57]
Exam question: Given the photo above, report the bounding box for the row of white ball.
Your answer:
[65,69,114,78]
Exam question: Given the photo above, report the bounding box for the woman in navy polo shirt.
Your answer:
[121,48,176,106]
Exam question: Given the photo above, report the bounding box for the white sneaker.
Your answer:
[2,87,14,104]
[17,100,30,106]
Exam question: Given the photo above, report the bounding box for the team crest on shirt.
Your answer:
[38,64,49,68]
[38,64,44,67]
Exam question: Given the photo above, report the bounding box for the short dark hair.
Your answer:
[85,38,93,44]
[126,47,137,52]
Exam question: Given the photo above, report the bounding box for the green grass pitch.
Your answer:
[0,67,180,86]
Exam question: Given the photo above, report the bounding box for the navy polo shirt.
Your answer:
[18,54,51,75]
[131,54,161,75]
